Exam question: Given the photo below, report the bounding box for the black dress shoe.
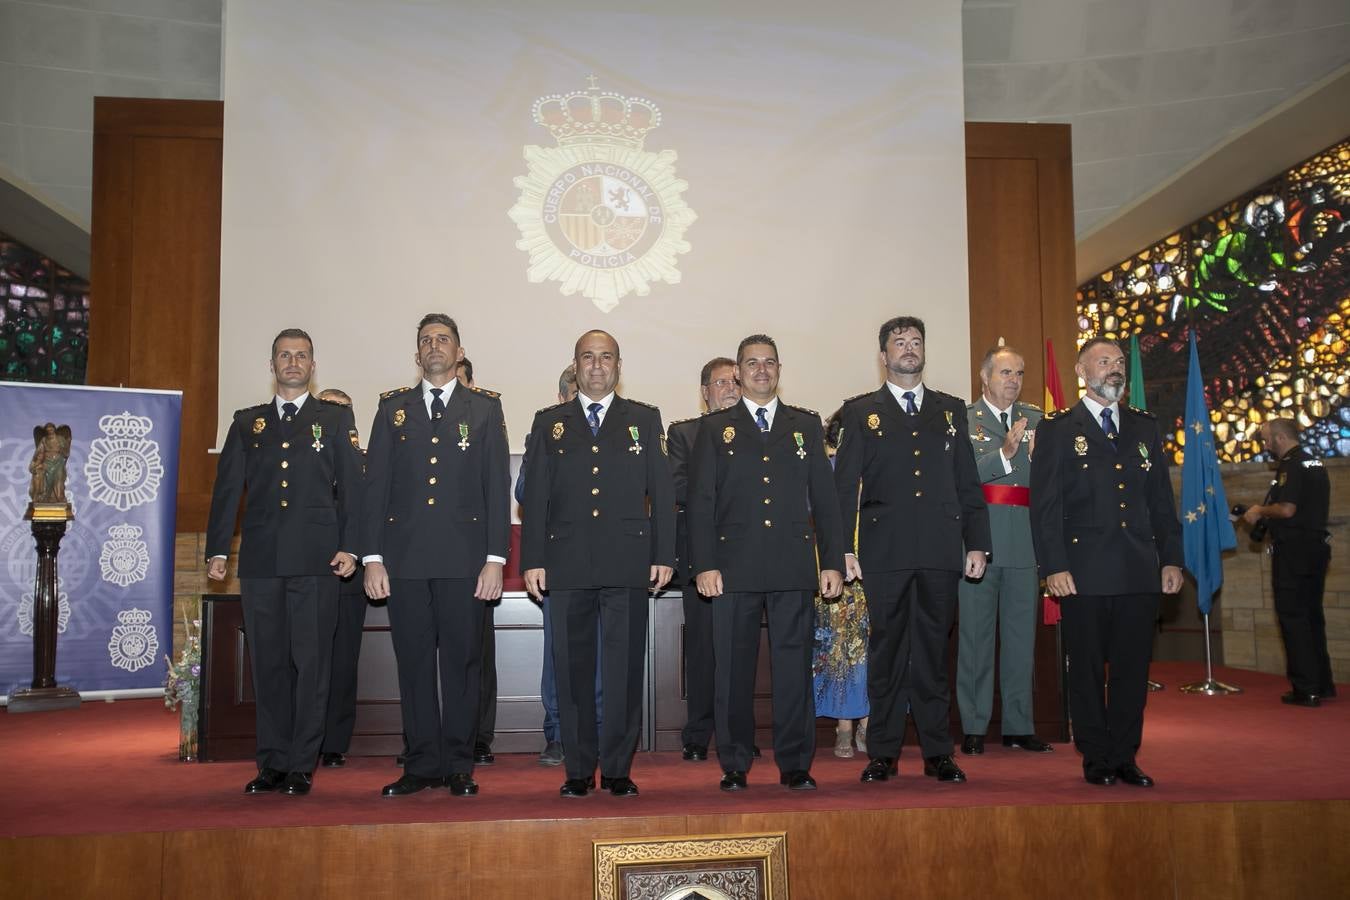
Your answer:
[1002,734,1054,753]
[320,752,346,768]
[382,773,440,797]
[860,757,898,783]
[1115,764,1154,787]
[923,755,967,783]
[720,771,748,792]
[473,742,495,765]
[1084,767,1117,786]
[560,776,595,798]
[1282,690,1321,708]
[751,745,762,759]
[244,768,286,794]
[961,734,984,755]
[445,773,479,796]
[682,743,708,761]
[281,771,312,795]
[601,776,640,797]
[779,770,817,791]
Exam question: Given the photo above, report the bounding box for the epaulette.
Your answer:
[235,402,269,418]
[469,385,501,399]
[318,396,346,406]
[1126,405,1155,418]
[1020,401,1042,411]
[535,400,568,416]
[1042,407,1070,421]
[926,387,959,404]
[783,402,819,417]
[380,385,415,400]
[626,397,659,411]
[668,415,701,427]
[705,404,737,417]
[841,390,873,405]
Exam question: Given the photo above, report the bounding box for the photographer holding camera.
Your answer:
[1238,417,1333,708]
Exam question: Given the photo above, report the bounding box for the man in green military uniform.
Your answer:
[957,346,1053,756]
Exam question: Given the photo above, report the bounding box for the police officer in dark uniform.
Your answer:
[833,316,990,786]
[1032,337,1184,787]
[521,329,675,798]
[669,356,740,762]
[1241,417,1333,707]
[688,334,846,792]
[206,328,364,796]
[361,314,510,797]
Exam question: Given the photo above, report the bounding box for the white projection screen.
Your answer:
[218,0,971,448]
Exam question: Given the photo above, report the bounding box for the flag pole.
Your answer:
[1180,612,1243,694]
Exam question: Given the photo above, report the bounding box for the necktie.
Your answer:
[430,388,445,420]
[1100,408,1118,445]
[755,407,769,433]
[902,391,918,415]
[587,402,603,436]
[1000,411,1010,431]
[281,401,297,422]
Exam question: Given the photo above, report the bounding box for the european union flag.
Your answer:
[1181,331,1237,615]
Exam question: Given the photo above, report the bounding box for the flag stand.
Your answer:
[1180,613,1242,694]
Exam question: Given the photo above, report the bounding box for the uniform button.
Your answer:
[915,490,923,497]
[591,488,600,495]
[592,445,600,453]
[429,476,437,485]
[914,470,921,477]
[1120,521,1127,527]
[280,460,289,469]
[1117,482,1125,489]
[719,536,726,541]
[430,457,438,464]
[428,497,436,505]
[432,436,440,444]
[388,516,396,523]
[1119,502,1126,508]
[1072,537,1079,544]
[281,441,290,449]
[592,509,600,517]
[913,450,921,457]
[280,480,288,488]
[763,476,771,484]
[911,431,919,437]
[764,519,773,527]
[762,456,770,462]
[280,500,288,508]
[592,466,600,474]
[1114,463,1122,470]
[763,498,771,505]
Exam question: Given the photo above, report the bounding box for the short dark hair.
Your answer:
[825,408,844,448]
[317,388,351,406]
[1077,336,1120,360]
[980,345,1024,377]
[271,328,313,358]
[1265,417,1299,443]
[558,363,577,397]
[417,313,460,344]
[878,317,925,351]
[457,357,474,384]
[737,334,778,364]
[700,356,736,385]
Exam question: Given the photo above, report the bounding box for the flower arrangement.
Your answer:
[164,613,202,761]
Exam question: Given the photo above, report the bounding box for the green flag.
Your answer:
[1128,334,1147,410]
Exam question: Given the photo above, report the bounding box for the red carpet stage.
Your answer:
[3,662,1348,898]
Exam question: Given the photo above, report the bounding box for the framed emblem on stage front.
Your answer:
[593,832,788,900]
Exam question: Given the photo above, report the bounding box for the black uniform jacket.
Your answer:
[1029,401,1183,595]
[206,396,364,578]
[520,395,676,590]
[687,401,846,593]
[1267,446,1330,572]
[833,385,990,573]
[361,383,511,579]
[666,415,702,586]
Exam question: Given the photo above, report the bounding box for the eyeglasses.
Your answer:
[706,379,739,389]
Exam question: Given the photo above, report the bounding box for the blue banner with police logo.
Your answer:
[0,382,181,698]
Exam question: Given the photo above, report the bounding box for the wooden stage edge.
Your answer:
[5,798,1347,899]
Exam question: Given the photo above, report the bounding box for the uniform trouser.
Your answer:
[479,600,497,746]
[1060,592,1157,772]
[321,576,368,754]
[1272,543,1334,696]
[240,575,338,773]
[540,595,604,743]
[865,569,959,759]
[713,590,815,775]
[956,564,1039,736]
[681,582,717,748]
[549,587,646,780]
[386,577,485,778]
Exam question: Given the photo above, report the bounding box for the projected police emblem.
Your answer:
[510,76,697,312]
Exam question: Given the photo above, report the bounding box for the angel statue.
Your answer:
[29,423,72,504]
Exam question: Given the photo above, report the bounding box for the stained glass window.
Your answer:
[1076,139,1350,463]
[0,231,90,385]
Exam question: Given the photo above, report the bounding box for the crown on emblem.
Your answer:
[532,76,662,150]
[108,524,143,541]
[117,607,153,626]
[99,411,153,440]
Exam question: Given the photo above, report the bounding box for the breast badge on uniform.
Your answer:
[628,425,643,454]
[458,422,471,450]
[311,424,324,452]
[252,417,266,435]
[551,421,564,440]
[944,410,957,437]
[866,413,881,431]
[1138,442,1151,472]
[348,430,361,450]
[722,426,735,444]
[659,432,668,456]
[1074,435,1089,456]
[973,426,987,442]
[393,409,406,428]
[793,431,807,459]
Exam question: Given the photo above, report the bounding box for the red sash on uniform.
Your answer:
[982,484,1030,507]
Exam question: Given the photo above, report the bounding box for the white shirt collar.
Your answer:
[742,395,780,429]
[885,381,925,410]
[275,393,308,416]
[421,379,456,416]
[982,396,1013,421]
[1080,394,1120,428]
[577,391,615,423]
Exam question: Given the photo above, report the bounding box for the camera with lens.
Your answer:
[1230,505,1268,542]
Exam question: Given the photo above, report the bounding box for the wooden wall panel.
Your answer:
[87,98,223,532]
[965,123,1077,403]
